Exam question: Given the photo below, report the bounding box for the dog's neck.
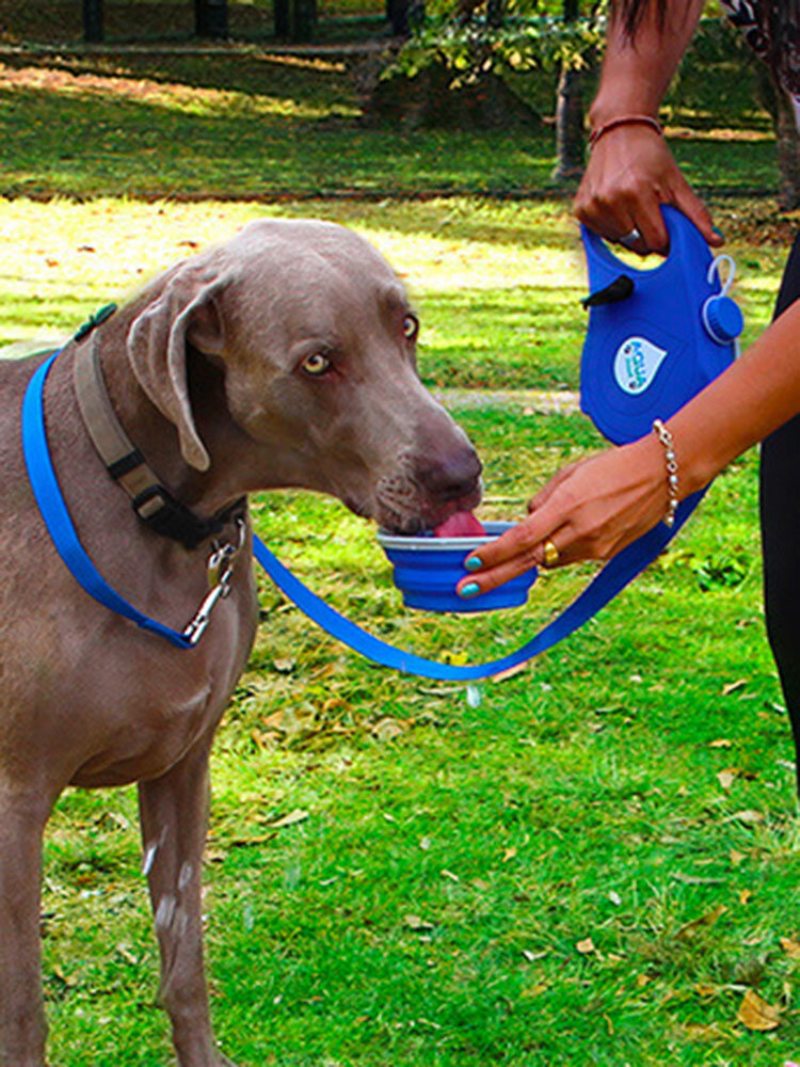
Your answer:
[85,319,255,520]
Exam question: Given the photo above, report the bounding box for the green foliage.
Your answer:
[389,11,606,85]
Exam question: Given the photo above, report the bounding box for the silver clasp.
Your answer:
[182,519,246,646]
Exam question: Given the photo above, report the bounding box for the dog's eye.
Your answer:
[302,353,332,377]
[402,314,419,341]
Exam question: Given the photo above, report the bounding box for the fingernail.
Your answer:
[459,582,481,599]
[712,225,725,239]
[465,556,482,572]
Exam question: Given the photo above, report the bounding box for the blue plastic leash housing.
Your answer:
[20,210,740,679]
[580,205,741,444]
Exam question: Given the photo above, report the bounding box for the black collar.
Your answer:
[72,314,245,551]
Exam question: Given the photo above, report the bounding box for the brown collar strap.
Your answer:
[73,332,245,551]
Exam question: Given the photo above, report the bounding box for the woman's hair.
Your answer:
[616,0,666,37]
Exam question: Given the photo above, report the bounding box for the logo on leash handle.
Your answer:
[613,336,668,395]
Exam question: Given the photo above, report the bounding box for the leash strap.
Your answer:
[251,493,700,681]
[23,348,703,675]
[23,351,195,650]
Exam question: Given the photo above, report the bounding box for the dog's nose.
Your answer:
[413,446,482,502]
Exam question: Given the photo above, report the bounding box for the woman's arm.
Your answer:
[574,0,720,254]
[457,300,800,594]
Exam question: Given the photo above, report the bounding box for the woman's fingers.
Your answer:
[457,508,572,599]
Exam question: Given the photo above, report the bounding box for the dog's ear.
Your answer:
[126,264,234,472]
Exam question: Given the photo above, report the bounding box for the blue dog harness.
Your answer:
[20,209,739,680]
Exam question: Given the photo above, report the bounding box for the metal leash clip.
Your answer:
[183,519,246,646]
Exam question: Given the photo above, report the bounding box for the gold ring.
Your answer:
[542,539,560,568]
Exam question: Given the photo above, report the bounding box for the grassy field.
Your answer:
[2,195,797,1066]
[3,26,800,1067]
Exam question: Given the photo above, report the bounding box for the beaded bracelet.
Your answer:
[652,418,679,528]
[588,114,664,151]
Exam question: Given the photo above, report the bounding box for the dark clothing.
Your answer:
[761,234,800,790]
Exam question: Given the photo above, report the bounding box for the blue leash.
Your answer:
[21,348,701,678]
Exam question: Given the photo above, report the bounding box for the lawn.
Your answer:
[2,194,797,1066]
[3,24,800,1066]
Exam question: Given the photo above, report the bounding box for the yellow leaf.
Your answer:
[730,849,746,867]
[709,738,733,749]
[717,769,736,790]
[737,989,780,1031]
[576,937,595,955]
[503,847,517,863]
[695,983,717,998]
[266,808,309,829]
[722,679,747,696]
[780,936,800,960]
[676,904,727,939]
[739,889,753,905]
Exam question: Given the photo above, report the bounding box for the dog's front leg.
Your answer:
[0,784,54,1067]
[138,742,235,1067]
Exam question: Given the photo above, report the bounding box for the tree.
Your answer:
[367,1,603,170]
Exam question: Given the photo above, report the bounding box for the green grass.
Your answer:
[0,38,784,202]
[39,409,800,1066]
[3,32,800,1061]
[1,196,797,1064]
[0,195,786,390]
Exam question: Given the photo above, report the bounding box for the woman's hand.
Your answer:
[456,435,672,599]
[574,125,722,256]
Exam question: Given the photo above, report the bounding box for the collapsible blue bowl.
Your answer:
[377,522,538,613]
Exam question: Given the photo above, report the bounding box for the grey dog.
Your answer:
[0,219,482,1067]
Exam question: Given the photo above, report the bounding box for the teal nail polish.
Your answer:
[465,556,482,572]
[460,582,481,599]
[712,225,725,239]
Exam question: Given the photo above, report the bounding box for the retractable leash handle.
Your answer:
[580,205,741,444]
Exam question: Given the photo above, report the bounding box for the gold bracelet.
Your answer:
[652,418,679,528]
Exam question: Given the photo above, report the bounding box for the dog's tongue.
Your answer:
[434,511,486,538]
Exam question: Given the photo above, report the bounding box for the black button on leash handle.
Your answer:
[581,273,635,308]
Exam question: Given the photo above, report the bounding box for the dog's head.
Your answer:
[126,219,481,534]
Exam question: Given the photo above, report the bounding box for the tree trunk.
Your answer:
[195,0,229,38]
[776,89,800,211]
[753,61,800,211]
[552,0,585,184]
[552,63,585,182]
[82,0,104,42]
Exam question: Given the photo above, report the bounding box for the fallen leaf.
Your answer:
[576,937,595,955]
[419,837,432,851]
[503,847,517,863]
[441,869,459,882]
[730,849,746,867]
[635,973,651,988]
[780,937,800,960]
[676,904,727,939]
[273,657,295,673]
[521,949,549,962]
[739,889,753,905]
[608,890,622,906]
[737,988,780,1031]
[266,809,309,830]
[709,738,734,749]
[717,769,736,790]
[404,914,434,931]
[724,809,765,826]
[491,661,529,683]
[723,679,747,696]
[371,717,408,742]
[521,982,548,997]
[695,983,718,998]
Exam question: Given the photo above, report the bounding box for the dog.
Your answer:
[0,219,482,1067]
